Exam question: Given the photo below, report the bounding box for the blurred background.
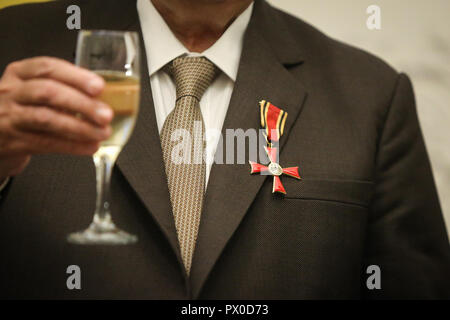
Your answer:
[2,0,449,234]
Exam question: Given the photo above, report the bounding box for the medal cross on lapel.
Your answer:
[249,100,301,194]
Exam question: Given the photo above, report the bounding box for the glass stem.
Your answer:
[92,152,116,230]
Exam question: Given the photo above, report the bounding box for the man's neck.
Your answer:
[151,0,253,53]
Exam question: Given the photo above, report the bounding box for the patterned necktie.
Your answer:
[160,56,217,274]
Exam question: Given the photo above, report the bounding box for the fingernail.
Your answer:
[96,105,113,120]
[88,77,104,95]
[96,126,111,139]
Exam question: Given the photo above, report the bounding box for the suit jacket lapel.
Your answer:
[78,0,186,277]
[116,30,185,274]
[115,14,186,276]
[190,0,308,298]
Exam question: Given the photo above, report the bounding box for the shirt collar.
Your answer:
[137,0,254,81]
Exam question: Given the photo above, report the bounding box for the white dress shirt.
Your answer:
[137,0,254,185]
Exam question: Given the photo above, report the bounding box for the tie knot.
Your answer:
[168,56,217,101]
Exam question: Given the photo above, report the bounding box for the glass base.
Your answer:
[67,216,137,245]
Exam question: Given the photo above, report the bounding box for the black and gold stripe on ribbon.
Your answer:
[259,100,288,144]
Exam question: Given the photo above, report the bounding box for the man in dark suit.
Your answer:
[0,0,449,299]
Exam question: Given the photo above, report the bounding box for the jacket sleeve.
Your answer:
[363,73,450,299]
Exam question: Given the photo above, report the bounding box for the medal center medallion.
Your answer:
[268,162,283,176]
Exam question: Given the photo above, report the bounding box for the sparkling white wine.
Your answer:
[68,30,141,245]
[94,71,140,160]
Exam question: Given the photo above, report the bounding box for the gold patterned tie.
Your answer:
[160,56,217,274]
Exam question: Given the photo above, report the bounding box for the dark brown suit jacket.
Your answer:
[0,0,449,299]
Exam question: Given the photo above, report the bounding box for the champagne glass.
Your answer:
[67,30,140,245]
